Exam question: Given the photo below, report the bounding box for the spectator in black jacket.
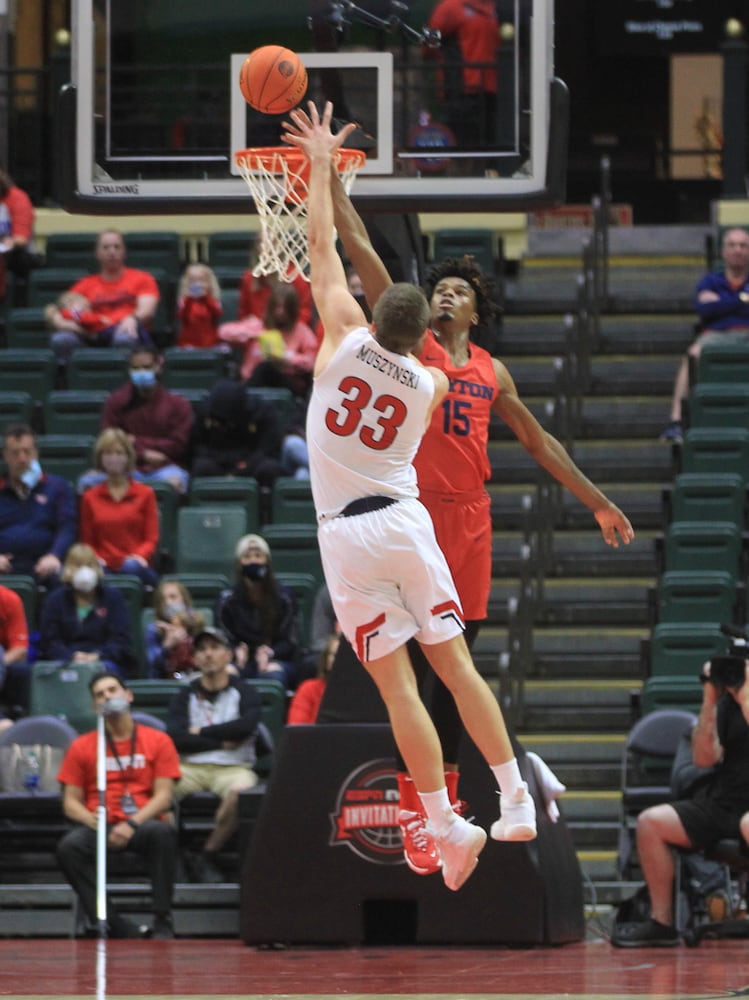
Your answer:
[166,626,261,883]
[38,544,135,677]
[216,534,299,689]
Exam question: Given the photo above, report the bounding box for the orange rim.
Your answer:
[235,146,366,181]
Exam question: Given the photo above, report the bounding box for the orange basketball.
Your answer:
[239,45,308,116]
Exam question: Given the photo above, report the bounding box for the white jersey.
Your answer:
[306,327,436,521]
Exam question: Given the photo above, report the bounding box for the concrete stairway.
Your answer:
[492,224,707,906]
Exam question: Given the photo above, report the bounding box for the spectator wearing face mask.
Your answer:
[78,345,193,495]
[79,428,160,589]
[0,423,76,585]
[38,544,136,678]
[215,534,300,689]
[144,579,206,679]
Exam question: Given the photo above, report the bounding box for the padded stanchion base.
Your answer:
[240,724,584,946]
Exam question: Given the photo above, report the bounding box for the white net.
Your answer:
[235,147,366,283]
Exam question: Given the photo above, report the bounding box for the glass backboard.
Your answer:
[61,0,567,214]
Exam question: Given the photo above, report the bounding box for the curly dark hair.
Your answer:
[424,255,500,329]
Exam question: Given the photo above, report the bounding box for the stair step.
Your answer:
[559,482,665,530]
[528,625,646,678]
[578,850,620,881]
[577,396,669,439]
[520,733,625,763]
[545,530,659,575]
[569,439,674,482]
[598,314,694,354]
[589,355,678,395]
[567,820,620,849]
[559,790,621,822]
[536,577,653,626]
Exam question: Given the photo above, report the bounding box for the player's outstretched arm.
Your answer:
[492,358,635,548]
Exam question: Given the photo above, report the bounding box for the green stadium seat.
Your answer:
[243,677,287,753]
[648,623,728,678]
[213,265,246,290]
[433,228,497,277]
[4,307,51,349]
[220,287,241,322]
[688,383,749,431]
[37,434,95,484]
[275,571,319,649]
[668,473,745,527]
[207,231,255,269]
[43,389,107,437]
[189,476,260,530]
[681,427,749,484]
[663,520,743,578]
[104,574,146,673]
[246,386,297,433]
[261,523,323,586]
[25,268,82,308]
[43,233,98,271]
[127,678,188,724]
[640,676,704,716]
[149,480,180,569]
[697,342,749,384]
[175,505,248,578]
[67,348,130,391]
[122,232,182,279]
[656,570,737,626]
[271,477,316,525]
[0,391,34,428]
[30,660,101,732]
[161,573,231,606]
[162,347,226,391]
[0,349,56,404]
[1,575,38,629]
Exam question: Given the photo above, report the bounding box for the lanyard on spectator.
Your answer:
[105,724,138,791]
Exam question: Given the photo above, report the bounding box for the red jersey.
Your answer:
[177,295,222,348]
[0,585,28,652]
[1,186,35,241]
[415,330,496,494]
[80,480,159,570]
[428,0,500,95]
[58,724,180,823]
[71,268,160,327]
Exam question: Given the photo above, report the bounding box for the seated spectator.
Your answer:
[45,229,159,362]
[176,263,222,348]
[38,544,135,678]
[56,671,180,938]
[145,579,205,679]
[612,657,749,948]
[191,377,295,486]
[79,428,160,588]
[220,283,317,394]
[166,626,261,883]
[661,226,749,443]
[0,165,37,303]
[0,423,76,585]
[288,633,339,725]
[216,534,299,689]
[299,581,339,680]
[0,583,30,718]
[78,346,193,495]
[237,237,313,328]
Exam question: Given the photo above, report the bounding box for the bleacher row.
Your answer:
[642,340,749,715]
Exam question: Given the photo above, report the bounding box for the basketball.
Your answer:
[239,45,308,116]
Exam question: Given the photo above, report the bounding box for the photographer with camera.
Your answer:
[613,628,749,947]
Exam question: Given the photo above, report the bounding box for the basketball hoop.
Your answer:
[235,146,366,283]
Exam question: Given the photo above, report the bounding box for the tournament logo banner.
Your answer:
[329,758,405,865]
[596,0,727,55]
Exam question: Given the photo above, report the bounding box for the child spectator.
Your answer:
[176,263,222,348]
[46,290,114,337]
[145,579,205,679]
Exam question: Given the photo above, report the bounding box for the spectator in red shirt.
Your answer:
[80,428,160,588]
[288,634,339,725]
[56,671,180,938]
[0,583,30,720]
[0,165,37,303]
[79,346,193,495]
[45,229,159,361]
[426,0,501,154]
[236,236,312,328]
[176,263,222,348]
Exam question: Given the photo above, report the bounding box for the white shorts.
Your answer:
[318,497,465,663]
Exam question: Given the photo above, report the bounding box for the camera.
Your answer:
[703,625,749,690]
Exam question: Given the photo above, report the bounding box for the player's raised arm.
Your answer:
[283,102,364,361]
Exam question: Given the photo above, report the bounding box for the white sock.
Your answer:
[418,787,454,837]
[490,758,525,797]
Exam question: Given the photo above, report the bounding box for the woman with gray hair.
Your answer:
[215,534,299,688]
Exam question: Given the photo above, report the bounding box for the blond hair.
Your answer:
[61,543,103,584]
[93,427,135,473]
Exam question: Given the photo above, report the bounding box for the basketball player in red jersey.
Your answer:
[317,155,635,876]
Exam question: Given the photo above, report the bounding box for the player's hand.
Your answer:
[594,504,635,547]
[281,101,357,158]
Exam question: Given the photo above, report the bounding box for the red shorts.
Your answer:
[420,489,492,621]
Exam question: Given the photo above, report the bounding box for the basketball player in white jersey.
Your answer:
[283,101,535,891]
